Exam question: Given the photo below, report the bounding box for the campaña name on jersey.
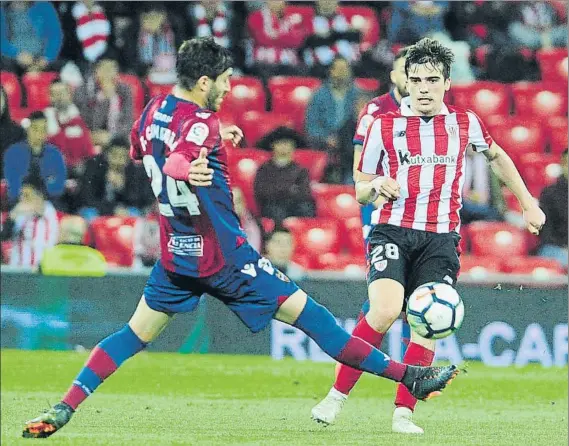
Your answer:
[397,150,457,166]
[139,123,180,152]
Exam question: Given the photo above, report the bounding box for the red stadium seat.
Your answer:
[536,48,568,83]
[488,117,545,165]
[467,222,528,257]
[344,216,366,256]
[119,74,145,115]
[283,217,341,257]
[10,107,32,123]
[268,76,322,131]
[312,184,360,220]
[283,5,315,28]
[450,82,511,120]
[317,252,366,273]
[1,71,21,109]
[293,149,328,182]
[337,6,380,48]
[459,255,503,277]
[545,116,568,155]
[355,78,380,92]
[90,216,137,267]
[518,153,562,197]
[240,111,296,147]
[0,180,6,210]
[223,76,266,114]
[511,82,567,118]
[502,256,566,276]
[226,148,271,214]
[145,80,174,98]
[217,108,236,128]
[22,71,58,110]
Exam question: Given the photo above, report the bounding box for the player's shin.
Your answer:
[394,336,436,411]
[292,297,407,382]
[61,325,147,410]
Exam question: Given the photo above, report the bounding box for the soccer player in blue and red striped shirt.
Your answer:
[23,38,459,439]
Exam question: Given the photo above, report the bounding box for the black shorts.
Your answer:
[366,224,461,303]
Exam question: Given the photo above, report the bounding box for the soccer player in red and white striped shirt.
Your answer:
[313,38,546,434]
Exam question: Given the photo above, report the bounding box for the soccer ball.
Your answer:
[406,282,464,339]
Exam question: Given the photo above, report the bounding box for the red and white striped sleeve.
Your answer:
[357,118,386,175]
[44,203,60,248]
[467,111,494,152]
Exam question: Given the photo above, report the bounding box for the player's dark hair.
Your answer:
[405,38,455,79]
[394,46,412,63]
[28,110,46,121]
[176,37,233,91]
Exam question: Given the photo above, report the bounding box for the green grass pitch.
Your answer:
[2,349,567,445]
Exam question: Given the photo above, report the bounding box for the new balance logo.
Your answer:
[397,150,457,166]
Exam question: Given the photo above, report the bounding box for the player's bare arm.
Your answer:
[355,171,400,205]
[220,124,244,146]
[483,141,546,235]
[353,145,386,208]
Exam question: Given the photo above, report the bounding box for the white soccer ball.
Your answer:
[406,282,464,340]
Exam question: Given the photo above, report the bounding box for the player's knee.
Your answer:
[128,296,171,343]
[274,289,308,325]
[366,279,405,332]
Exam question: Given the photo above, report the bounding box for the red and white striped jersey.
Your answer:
[358,97,494,233]
[10,203,59,267]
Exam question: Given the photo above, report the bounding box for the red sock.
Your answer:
[394,343,435,411]
[333,316,385,395]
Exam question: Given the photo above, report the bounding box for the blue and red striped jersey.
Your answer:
[130,94,246,277]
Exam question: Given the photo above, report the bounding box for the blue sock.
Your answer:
[294,297,406,381]
[63,325,147,409]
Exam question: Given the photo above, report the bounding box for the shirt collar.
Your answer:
[400,97,450,116]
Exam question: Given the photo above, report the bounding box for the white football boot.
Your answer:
[311,388,347,425]
[392,407,424,434]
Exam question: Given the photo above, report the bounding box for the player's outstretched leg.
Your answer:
[392,332,436,435]
[22,297,170,439]
[276,291,459,411]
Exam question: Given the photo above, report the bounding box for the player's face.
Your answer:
[406,63,450,116]
[390,57,408,98]
[206,68,232,111]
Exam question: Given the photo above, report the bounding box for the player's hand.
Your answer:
[523,203,546,235]
[371,176,400,200]
[188,148,214,187]
[220,125,243,146]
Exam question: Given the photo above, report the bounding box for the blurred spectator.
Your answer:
[57,0,112,72]
[45,79,95,175]
[78,136,153,220]
[305,56,360,182]
[74,56,133,147]
[246,0,307,77]
[0,1,63,74]
[254,129,315,225]
[388,1,449,45]
[302,0,363,78]
[233,186,262,252]
[428,32,475,84]
[460,146,503,225]
[263,227,305,281]
[256,125,307,152]
[3,111,67,203]
[58,215,88,245]
[187,1,233,48]
[0,86,25,175]
[508,1,567,50]
[122,3,184,83]
[0,176,59,268]
[133,204,160,268]
[538,149,568,267]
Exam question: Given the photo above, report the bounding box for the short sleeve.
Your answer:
[129,117,144,161]
[175,113,221,160]
[467,111,493,153]
[353,101,381,146]
[358,118,386,175]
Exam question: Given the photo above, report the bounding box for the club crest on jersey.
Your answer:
[167,235,204,256]
[397,150,457,166]
[186,122,209,145]
[446,125,458,138]
[374,259,388,272]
